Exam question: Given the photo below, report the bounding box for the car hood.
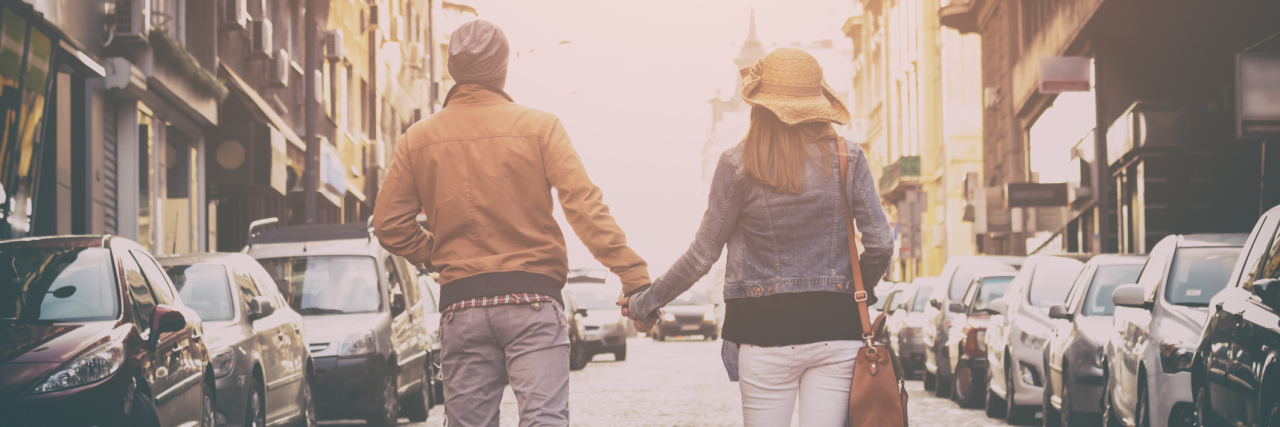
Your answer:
[1155,304,1209,345]
[301,313,384,345]
[581,310,622,327]
[663,305,715,316]
[0,321,121,364]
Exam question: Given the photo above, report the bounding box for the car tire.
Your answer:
[295,373,317,427]
[201,378,217,427]
[614,346,627,362]
[1136,380,1151,427]
[1006,355,1037,425]
[403,367,431,422]
[129,387,163,427]
[1103,372,1124,427]
[936,346,952,398]
[366,374,399,427]
[246,376,267,427]
[924,370,937,391]
[952,361,984,408]
[570,338,590,371]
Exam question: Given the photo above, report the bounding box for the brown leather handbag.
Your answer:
[836,139,909,427]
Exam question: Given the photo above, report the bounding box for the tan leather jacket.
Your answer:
[372,85,650,302]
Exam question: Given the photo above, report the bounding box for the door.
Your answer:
[245,259,309,421]
[1230,215,1280,426]
[384,255,419,391]
[127,249,202,426]
[232,264,291,422]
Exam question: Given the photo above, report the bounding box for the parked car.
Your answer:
[947,272,1015,408]
[985,254,1089,423]
[416,273,445,404]
[0,236,215,426]
[1195,206,1280,427]
[888,278,938,377]
[871,281,899,320]
[1105,234,1246,427]
[562,288,592,371]
[1041,254,1145,427]
[247,222,434,426]
[652,290,719,342]
[565,282,631,360]
[924,255,1024,396]
[159,253,317,427]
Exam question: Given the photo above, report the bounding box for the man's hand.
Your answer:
[616,296,655,333]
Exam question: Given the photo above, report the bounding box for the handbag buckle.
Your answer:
[854,291,868,302]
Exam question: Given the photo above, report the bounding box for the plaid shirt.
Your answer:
[443,293,556,313]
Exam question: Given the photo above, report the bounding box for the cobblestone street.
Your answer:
[321,337,1020,427]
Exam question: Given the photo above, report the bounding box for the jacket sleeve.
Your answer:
[541,118,651,292]
[845,140,893,290]
[628,152,744,322]
[371,135,434,266]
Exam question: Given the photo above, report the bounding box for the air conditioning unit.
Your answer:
[250,19,273,59]
[325,30,344,61]
[387,14,404,42]
[112,0,150,44]
[269,49,289,88]
[221,0,248,30]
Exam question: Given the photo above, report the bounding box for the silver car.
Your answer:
[565,283,630,360]
[985,254,1089,424]
[925,256,1024,397]
[1042,255,1144,427]
[1104,234,1246,427]
[887,279,936,376]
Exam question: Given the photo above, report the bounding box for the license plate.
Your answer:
[681,325,700,331]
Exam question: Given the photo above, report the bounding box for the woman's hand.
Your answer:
[617,296,655,333]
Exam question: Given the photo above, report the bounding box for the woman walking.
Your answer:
[621,47,893,426]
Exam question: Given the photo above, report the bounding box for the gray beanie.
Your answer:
[447,20,509,90]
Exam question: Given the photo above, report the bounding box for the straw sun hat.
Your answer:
[740,47,851,126]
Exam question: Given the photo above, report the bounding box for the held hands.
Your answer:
[616,296,655,333]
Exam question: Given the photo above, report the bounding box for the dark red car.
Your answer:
[0,236,215,426]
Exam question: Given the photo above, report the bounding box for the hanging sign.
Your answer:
[1040,57,1091,93]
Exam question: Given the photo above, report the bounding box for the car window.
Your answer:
[132,251,176,305]
[1164,247,1243,306]
[165,264,235,322]
[120,252,157,332]
[567,284,625,310]
[949,263,1017,300]
[1081,264,1143,316]
[0,247,118,323]
[1025,258,1086,308]
[1242,216,1280,293]
[910,286,934,312]
[396,257,420,306]
[233,265,263,309]
[384,257,406,306]
[243,260,289,310]
[961,280,980,307]
[972,276,1012,312]
[418,276,439,314]
[1136,241,1172,300]
[1064,266,1093,311]
[257,256,381,314]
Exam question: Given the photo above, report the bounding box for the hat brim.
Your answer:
[740,65,851,126]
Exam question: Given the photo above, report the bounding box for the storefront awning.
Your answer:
[220,65,305,151]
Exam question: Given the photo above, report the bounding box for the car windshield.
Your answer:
[164,264,235,322]
[972,277,1012,312]
[950,263,1016,300]
[0,247,118,323]
[1082,264,1143,316]
[566,285,621,310]
[910,286,934,312]
[1164,247,1242,307]
[1026,259,1086,308]
[257,256,381,314]
[668,291,709,306]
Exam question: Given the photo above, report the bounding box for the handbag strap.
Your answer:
[834,138,874,344]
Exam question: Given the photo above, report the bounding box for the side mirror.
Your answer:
[575,308,589,318]
[1252,279,1279,302]
[247,296,276,321]
[1048,304,1073,321]
[1111,284,1151,309]
[929,299,942,309]
[949,302,967,313]
[987,299,1008,315]
[150,305,187,350]
[390,293,407,316]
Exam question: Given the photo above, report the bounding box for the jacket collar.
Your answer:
[442,84,515,107]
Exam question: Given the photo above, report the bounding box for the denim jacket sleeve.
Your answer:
[628,152,744,321]
[844,140,893,290]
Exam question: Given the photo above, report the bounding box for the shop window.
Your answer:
[164,127,198,254]
[138,112,155,251]
[0,8,53,239]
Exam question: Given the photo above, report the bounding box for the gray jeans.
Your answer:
[441,301,570,427]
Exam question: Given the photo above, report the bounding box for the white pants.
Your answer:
[738,340,862,427]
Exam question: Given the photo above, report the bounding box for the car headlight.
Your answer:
[1159,340,1195,373]
[661,312,676,322]
[339,330,377,356]
[1019,330,1048,350]
[703,311,716,321]
[211,347,236,378]
[33,340,125,394]
[1093,346,1106,368]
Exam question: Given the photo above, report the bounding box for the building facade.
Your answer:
[941,0,1280,256]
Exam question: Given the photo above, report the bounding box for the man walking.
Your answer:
[371,20,651,427]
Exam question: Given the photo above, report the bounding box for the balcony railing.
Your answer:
[879,155,920,198]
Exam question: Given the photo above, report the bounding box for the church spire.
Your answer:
[745,9,760,46]
[734,9,767,70]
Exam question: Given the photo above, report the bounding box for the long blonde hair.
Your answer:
[741,106,838,194]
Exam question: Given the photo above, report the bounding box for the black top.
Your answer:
[721,291,867,347]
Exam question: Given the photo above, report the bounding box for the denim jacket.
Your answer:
[626,138,893,379]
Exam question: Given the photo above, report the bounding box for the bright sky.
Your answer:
[466,0,856,275]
